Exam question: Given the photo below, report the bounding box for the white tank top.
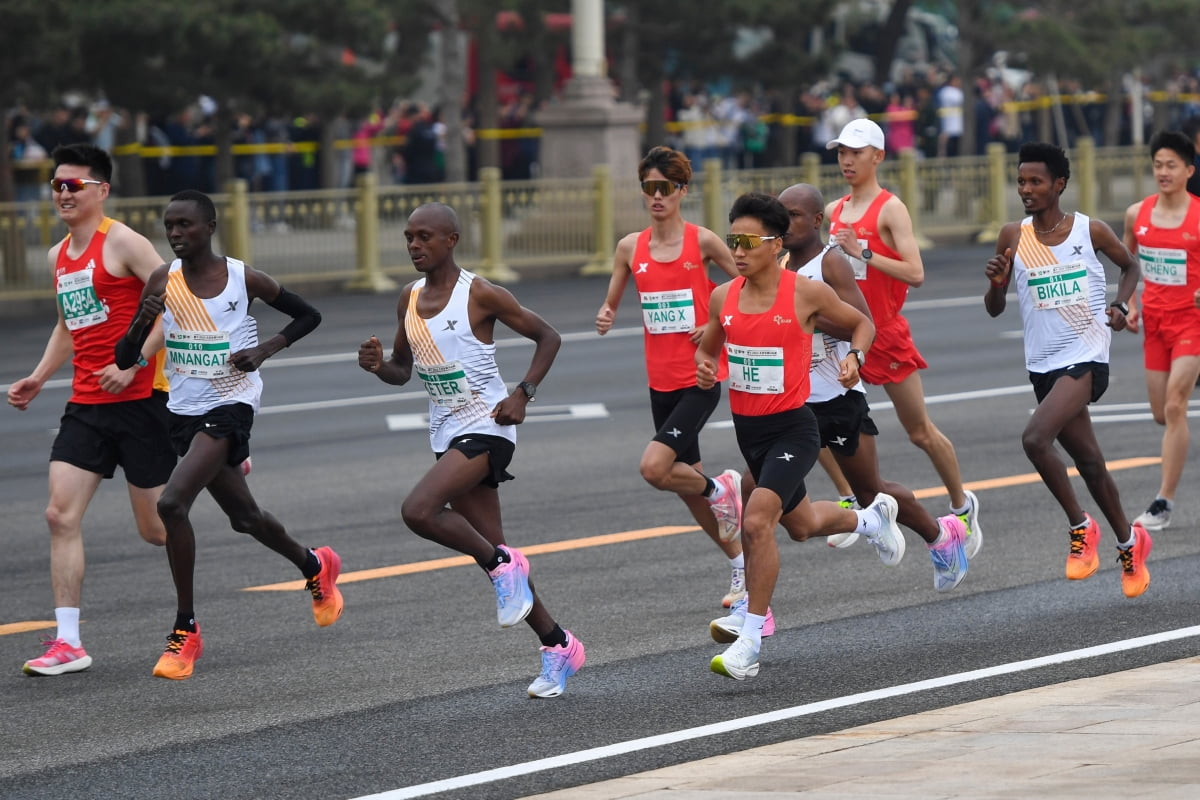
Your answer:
[162,257,263,415]
[1012,213,1111,372]
[793,245,866,403]
[405,269,516,452]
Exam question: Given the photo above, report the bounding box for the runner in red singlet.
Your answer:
[1121,130,1200,531]
[824,118,982,558]
[595,146,750,609]
[7,144,176,677]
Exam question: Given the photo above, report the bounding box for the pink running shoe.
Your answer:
[23,639,92,676]
[307,546,344,627]
[708,469,744,542]
[489,545,534,627]
[527,631,586,698]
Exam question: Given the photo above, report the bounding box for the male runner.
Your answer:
[984,142,1150,598]
[596,145,749,608]
[825,119,981,555]
[359,202,584,698]
[696,192,904,681]
[117,190,340,679]
[8,144,175,676]
[779,182,968,592]
[1121,130,1200,530]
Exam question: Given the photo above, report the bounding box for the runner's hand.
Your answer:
[595,304,615,335]
[358,335,383,372]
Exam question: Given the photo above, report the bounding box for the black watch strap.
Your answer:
[517,381,537,401]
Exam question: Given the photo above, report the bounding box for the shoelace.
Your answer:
[305,574,326,602]
[163,630,190,654]
[539,647,570,679]
[728,568,746,593]
[491,568,516,606]
[1068,528,1088,556]
[1145,498,1169,516]
[36,639,72,659]
[1117,546,1135,573]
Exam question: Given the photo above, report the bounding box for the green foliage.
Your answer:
[0,0,78,107]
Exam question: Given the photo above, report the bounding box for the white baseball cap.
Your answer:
[826,118,885,150]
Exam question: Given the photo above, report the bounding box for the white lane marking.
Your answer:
[386,403,609,431]
[350,625,1200,800]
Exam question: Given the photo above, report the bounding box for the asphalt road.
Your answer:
[2,244,1197,800]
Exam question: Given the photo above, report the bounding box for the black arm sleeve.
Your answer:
[114,315,154,369]
[267,286,322,346]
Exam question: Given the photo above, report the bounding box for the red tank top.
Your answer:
[631,223,727,391]
[54,218,155,404]
[828,190,908,326]
[1133,194,1200,312]
[722,270,811,416]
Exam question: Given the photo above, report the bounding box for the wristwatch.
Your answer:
[1110,301,1130,315]
[860,248,873,263]
[136,355,148,368]
[517,381,537,402]
[848,348,866,368]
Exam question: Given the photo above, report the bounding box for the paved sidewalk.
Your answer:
[525,657,1200,799]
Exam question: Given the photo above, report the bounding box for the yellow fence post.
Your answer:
[898,148,933,249]
[1076,136,1097,218]
[346,171,396,292]
[976,142,1008,244]
[581,164,614,276]
[800,152,821,191]
[476,167,519,283]
[223,179,252,264]
[703,159,723,233]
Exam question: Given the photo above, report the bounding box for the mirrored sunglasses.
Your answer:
[725,233,780,250]
[50,177,104,193]
[640,180,684,197]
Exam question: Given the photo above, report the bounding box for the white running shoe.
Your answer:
[708,469,744,542]
[957,489,982,558]
[827,497,861,548]
[1133,498,1171,531]
[710,635,760,681]
[863,493,905,566]
[721,566,746,608]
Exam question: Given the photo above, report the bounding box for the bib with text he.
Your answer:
[167,330,233,378]
[57,270,108,331]
[417,361,473,408]
[640,289,695,333]
[726,344,785,394]
[1139,245,1188,286]
[1027,260,1089,310]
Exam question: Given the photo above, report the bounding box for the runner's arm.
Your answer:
[815,248,872,339]
[868,196,925,286]
[1091,218,1140,332]
[699,226,739,279]
[360,284,415,385]
[695,284,729,389]
[596,233,635,335]
[477,279,560,425]
[984,223,1019,317]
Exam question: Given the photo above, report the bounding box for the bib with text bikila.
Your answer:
[1139,245,1187,286]
[1027,260,1089,310]
[56,269,108,330]
[416,360,473,408]
[726,344,785,394]
[167,330,233,378]
[640,288,695,333]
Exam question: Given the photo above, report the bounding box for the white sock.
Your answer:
[728,553,745,569]
[742,613,766,647]
[55,607,81,647]
[1118,527,1136,549]
[854,509,879,535]
[708,478,726,500]
[928,520,950,548]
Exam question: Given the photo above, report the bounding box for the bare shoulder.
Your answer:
[106,220,167,279]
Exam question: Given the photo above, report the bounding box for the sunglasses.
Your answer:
[50,177,104,193]
[640,180,685,197]
[725,233,780,250]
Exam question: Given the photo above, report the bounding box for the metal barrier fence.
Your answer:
[0,138,1149,302]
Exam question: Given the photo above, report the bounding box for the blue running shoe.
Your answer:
[527,631,586,698]
[930,515,968,592]
[489,545,534,627]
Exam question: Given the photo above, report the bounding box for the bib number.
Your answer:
[1139,245,1188,286]
[726,344,785,394]
[640,289,696,334]
[167,330,233,377]
[56,270,108,330]
[417,361,473,408]
[1027,260,1089,310]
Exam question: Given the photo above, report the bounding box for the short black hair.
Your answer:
[1149,130,1196,166]
[638,145,692,185]
[169,189,217,223]
[52,143,113,183]
[728,191,789,236]
[1017,142,1070,184]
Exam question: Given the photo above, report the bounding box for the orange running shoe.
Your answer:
[1118,524,1153,598]
[153,625,203,680]
[307,546,344,627]
[1065,513,1100,580]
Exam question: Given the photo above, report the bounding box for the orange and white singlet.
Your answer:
[631,223,727,391]
[54,217,156,404]
[1132,194,1200,313]
[721,270,811,416]
[828,190,908,327]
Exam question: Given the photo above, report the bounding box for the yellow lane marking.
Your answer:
[912,456,1161,499]
[0,621,56,636]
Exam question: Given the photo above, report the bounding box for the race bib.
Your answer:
[1139,245,1188,286]
[640,288,695,334]
[56,270,107,330]
[810,330,828,366]
[1027,260,1089,310]
[726,344,785,394]
[167,330,233,378]
[849,238,869,280]
[416,360,473,408]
